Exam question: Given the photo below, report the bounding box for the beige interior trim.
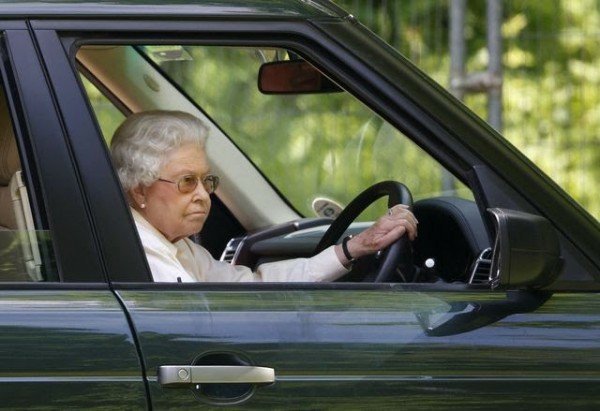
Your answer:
[10,171,42,281]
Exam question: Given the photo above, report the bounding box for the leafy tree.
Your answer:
[335,0,599,220]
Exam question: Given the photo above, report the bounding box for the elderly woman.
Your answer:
[110,110,417,282]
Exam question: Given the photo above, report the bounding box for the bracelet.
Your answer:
[342,235,356,263]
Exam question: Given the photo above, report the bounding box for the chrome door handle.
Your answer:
[158,365,275,387]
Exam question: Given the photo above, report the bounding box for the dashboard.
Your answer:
[220,197,492,284]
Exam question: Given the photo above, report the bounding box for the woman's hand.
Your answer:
[334,204,418,265]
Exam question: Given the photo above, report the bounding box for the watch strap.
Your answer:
[342,235,356,263]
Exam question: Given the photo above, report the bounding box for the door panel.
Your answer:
[118,287,600,409]
[0,289,147,409]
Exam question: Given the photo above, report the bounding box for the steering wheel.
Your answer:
[314,181,414,282]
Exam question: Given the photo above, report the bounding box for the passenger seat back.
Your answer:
[0,171,41,281]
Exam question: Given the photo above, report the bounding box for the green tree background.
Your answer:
[335,0,599,220]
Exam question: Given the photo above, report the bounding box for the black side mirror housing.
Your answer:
[488,208,562,289]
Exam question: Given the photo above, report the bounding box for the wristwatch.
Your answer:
[341,235,356,264]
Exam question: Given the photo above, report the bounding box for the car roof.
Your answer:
[0,0,349,19]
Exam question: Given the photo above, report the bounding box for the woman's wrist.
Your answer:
[347,235,366,259]
[333,244,350,267]
[334,244,352,267]
[334,235,362,268]
[341,235,356,262]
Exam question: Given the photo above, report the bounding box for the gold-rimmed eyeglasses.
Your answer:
[157,174,220,194]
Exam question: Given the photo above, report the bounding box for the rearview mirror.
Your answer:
[258,60,342,94]
[488,208,562,289]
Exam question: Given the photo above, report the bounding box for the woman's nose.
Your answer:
[191,181,210,200]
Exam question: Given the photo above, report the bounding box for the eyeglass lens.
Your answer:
[178,175,219,194]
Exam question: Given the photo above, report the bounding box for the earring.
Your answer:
[140,203,146,209]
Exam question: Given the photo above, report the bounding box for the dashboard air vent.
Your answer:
[220,237,243,263]
[469,248,493,285]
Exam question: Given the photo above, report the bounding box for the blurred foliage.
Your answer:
[80,76,125,144]
[335,0,599,220]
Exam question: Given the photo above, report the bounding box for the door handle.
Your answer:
[158,365,275,388]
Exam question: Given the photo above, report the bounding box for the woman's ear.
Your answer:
[129,185,147,210]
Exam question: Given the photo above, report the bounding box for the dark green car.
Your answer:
[0,0,597,409]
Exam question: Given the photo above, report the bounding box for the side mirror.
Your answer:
[258,60,342,94]
[416,209,559,337]
[488,208,562,289]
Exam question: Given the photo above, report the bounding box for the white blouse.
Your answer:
[132,209,348,282]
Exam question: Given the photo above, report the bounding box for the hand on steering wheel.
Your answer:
[314,181,416,282]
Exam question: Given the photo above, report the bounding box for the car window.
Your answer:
[76,43,495,286]
[81,45,472,221]
[144,45,474,219]
[0,85,58,282]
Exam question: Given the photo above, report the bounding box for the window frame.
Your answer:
[51,20,485,287]
[54,23,470,285]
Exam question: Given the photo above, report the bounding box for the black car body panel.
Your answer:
[0,1,596,409]
[118,286,600,409]
[0,287,147,409]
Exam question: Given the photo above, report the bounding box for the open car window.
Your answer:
[80,44,471,215]
[77,43,527,288]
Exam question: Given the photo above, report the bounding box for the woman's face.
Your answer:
[133,143,212,242]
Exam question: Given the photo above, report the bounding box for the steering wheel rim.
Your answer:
[314,181,414,282]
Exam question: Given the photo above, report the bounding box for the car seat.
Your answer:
[0,92,42,281]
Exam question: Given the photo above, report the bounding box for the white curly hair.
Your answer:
[110,110,208,191]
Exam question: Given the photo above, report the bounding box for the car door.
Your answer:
[33,15,600,410]
[0,24,147,409]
